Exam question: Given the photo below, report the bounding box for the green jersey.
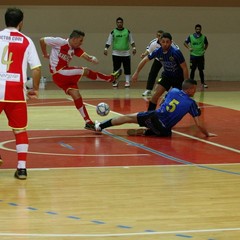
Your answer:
[112,28,130,51]
[189,34,206,56]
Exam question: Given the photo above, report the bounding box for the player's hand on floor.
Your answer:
[207,133,217,137]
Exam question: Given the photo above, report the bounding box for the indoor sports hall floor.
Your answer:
[0,79,239,240]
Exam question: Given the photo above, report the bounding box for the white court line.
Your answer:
[2,162,240,172]
[172,130,240,154]
[0,227,240,237]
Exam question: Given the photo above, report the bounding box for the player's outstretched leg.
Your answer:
[86,69,122,83]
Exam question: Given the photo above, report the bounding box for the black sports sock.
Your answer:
[100,119,113,130]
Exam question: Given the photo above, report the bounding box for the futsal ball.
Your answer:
[96,102,110,116]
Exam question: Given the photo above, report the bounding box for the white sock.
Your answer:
[17,161,26,169]
[125,75,130,82]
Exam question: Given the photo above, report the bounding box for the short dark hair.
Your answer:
[5,7,24,27]
[116,17,123,22]
[182,79,197,90]
[69,30,85,39]
[157,30,164,34]
[161,32,172,40]
[195,24,202,29]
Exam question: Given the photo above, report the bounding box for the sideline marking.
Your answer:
[0,227,240,237]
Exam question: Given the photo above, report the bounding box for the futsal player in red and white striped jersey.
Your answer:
[0,7,41,179]
[40,30,122,131]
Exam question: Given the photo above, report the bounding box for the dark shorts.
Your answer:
[137,111,172,137]
[190,55,205,70]
[112,55,131,75]
[157,74,184,91]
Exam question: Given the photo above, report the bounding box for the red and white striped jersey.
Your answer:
[43,37,84,74]
[0,28,41,102]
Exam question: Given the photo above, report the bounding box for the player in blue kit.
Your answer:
[132,32,189,111]
[94,79,216,137]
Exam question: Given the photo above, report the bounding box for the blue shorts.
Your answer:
[137,111,172,137]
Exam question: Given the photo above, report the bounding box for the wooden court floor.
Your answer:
[0,80,240,240]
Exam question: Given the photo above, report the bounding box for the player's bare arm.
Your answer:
[39,38,49,59]
[141,50,150,59]
[184,42,193,51]
[27,67,41,99]
[180,61,189,80]
[131,43,137,55]
[82,52,99,64]
[193,117,217,137]
[132,56,150,82]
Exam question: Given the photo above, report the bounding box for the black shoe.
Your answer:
[84,122,95,131]
[0,155,3,166]
[112,80,119,87]
[14,168,27,180]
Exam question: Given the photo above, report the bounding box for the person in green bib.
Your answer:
[184,24,209,88]
[104,17,136,88]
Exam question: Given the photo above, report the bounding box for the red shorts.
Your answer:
[0,102,27,129]
[52,67,84,94]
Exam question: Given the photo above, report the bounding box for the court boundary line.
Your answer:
[1,162,240,171]
[0,226,240,237]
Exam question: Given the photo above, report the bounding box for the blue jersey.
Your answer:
[148,46,185,78]
[156,88,200,129]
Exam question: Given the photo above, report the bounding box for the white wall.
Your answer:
[1,6,239,81]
